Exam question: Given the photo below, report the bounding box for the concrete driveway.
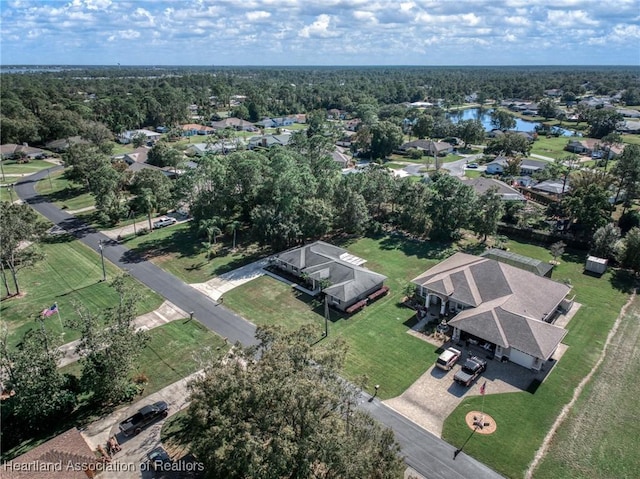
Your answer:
[81,373,198,479]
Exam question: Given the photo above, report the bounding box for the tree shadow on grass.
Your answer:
[608,268,637,294]
[378,233,453,260]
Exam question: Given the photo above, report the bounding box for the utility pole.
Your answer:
[98,240,106,282]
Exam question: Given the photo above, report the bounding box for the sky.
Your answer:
[1,0,639,66]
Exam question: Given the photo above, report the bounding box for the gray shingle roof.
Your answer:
[412,252,570,360]
[481,248,553,277]
[275,241,386,303]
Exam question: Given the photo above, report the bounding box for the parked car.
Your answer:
[147,446,172,471]
[153,217,177,229]
[453,356,487,386]
[436,347,462,371]
[119,400,169,436]
[466,162,479,168]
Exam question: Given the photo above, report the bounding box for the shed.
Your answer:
[585,256,608,275]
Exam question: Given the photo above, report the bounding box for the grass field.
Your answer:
[533,295,640,479]
[0,159,55,175]
[1,235,163,347]
[224,235,456,398]
[441,240,632,479]
[530,136,573,160]
[35,170,95,211]
[4,320,226,462]
[122,222,270,284]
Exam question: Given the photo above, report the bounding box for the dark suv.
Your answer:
[453,356,487,387]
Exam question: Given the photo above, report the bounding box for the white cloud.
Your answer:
[505,16,530,26]
[546,10,599,28]
[299,14,339,38]
[107,29,140,42]
[246,11,271,21]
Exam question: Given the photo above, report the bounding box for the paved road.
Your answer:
[15,167,504,479]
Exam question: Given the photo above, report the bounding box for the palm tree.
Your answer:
[226,220,242,251]
[138,188,155,231]
[199,217,222,260]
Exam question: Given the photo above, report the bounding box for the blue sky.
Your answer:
[1,0,639,66]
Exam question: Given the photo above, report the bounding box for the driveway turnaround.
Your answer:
[15,167,504,479]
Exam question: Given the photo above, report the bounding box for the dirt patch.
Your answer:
[465,411,497,435]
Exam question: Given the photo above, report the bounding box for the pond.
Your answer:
[448,108,579,137]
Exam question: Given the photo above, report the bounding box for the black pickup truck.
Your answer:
[119,400,169,436]
[453,356,487,387]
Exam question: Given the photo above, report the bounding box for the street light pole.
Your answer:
[98,240,106,282]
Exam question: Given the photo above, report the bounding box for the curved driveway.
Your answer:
[15,167,504,479]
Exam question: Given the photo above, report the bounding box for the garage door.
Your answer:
[509,348,535,369]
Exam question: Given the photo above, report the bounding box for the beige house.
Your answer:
[412,252,571,370]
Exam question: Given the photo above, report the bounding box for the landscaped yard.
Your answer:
[441,240,632,479]
[533,295,640,479]
[0,159,56,175]
[122,222,270,284]
[1,235,163,347]
[35,170,95,211]
[530,136,573,160]
[224,235,457,398]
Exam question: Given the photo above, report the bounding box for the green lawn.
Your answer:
[1,236,163,347]
[463,170,483,179]
[34,170,95,211]
[122,222,270,284]
[224,236,456,398]
[533,295,640,479]
[0,185,18,203]
[530,136,573,160]
[60,320,227,397]
[441,240,632,479]
[5,320,226,462]
[0,159,55,175]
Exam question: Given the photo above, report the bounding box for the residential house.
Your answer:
[336,131,356,147]
[293,114,307,124]
[565,138,624,159]
[45,136,90,152]
[186,141,242,156]
[616,108,640,118]
[345,119,361,131]
[0,143,46,159]
[332,149,352,168]
[248,134,292,149]
[485,157,548,176]
[272,241,387,312]
[531,179,570,197]
[397,139,453,156]
[181,123,215,136]
[118,129,161,145]
[327,109,345,120]
[123,146,150,165]
[461,177,526,201]
[487,130,535,142]
[412,252,571,370]
[619,120,640,134]
[3,428,99,479]
[210,117,257,131]
[255,117,295,128]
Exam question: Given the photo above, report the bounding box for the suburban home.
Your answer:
[618,120,640,134]
[336,131,356,147]
[248,134,292,149]
[485,157,548,176]
[272,241,388,312]
[186,141,242,156]
[3,428,99,479]
[530,179,570,197]
[118,129,161,144]
[45,136,91,152]
[412,252,571,370]
[345,119,361,131]
[123,146,150,165]
[617,108,640,118]
[327,109,346,120]
[332,149,352,168]
[397,139,453,156]
[461,177,526,201]
[0,143,46,159]
[181,123,215,136]
[210,117,257,131]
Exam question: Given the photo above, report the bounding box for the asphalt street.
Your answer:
[14,166,504,479]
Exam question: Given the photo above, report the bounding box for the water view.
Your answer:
[448,108,579,137]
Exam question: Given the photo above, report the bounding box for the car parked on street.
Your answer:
[153,217,177,229]
[436,347,462,371]
[453,356,487,386]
